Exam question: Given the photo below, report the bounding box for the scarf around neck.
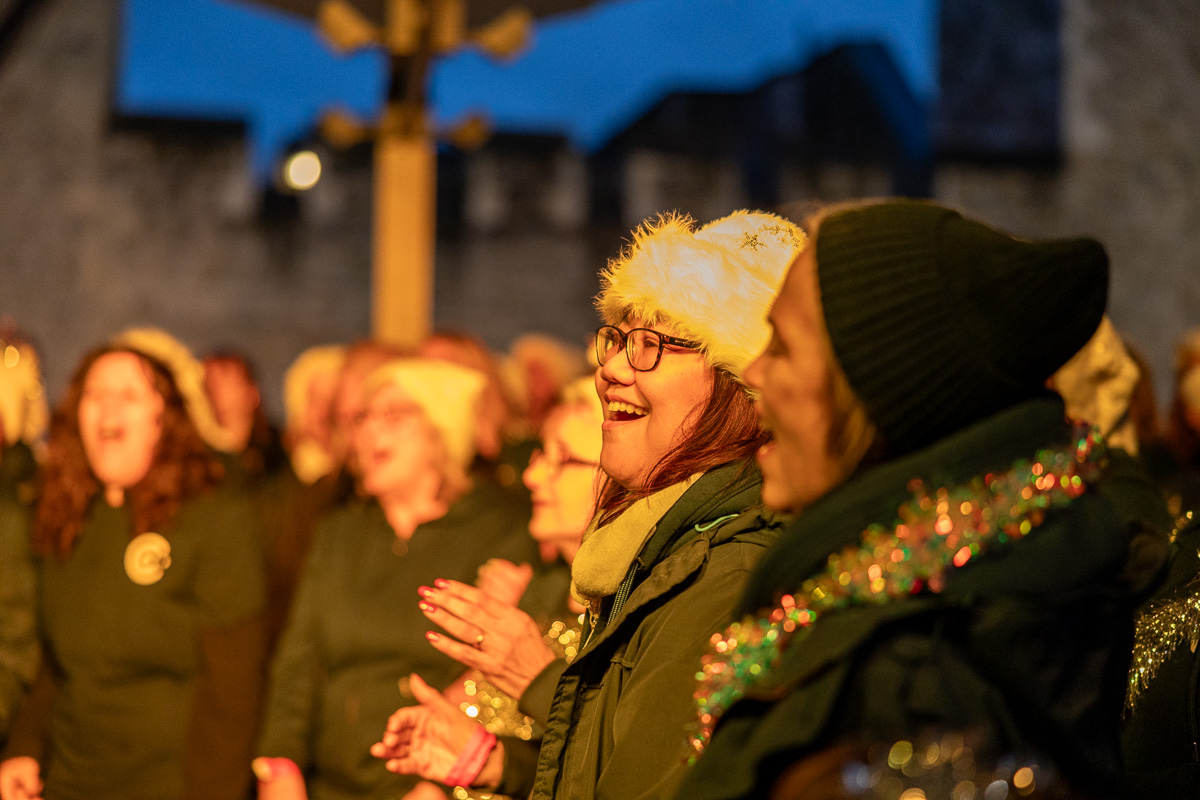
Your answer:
[571,475,701,608]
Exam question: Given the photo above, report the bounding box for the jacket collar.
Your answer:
[638,460,764,570]
[576,460,768,655]
[571,475,700,606]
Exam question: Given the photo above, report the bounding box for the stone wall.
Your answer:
[936,0,1200,409]
[2,0,1197,422]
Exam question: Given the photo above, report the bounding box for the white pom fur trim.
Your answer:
[597,210,805,380]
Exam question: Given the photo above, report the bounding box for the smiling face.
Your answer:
[354,382,443,501]
[78,352,165,494]
[524,403,603,557]
[743,247,840,513]
[594,319,713,489]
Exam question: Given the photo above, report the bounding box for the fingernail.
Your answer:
[434,578,449,588]
[418,601,436,612]
[252,758,273,781]
[426,631,440,642]
[418,586,436,599]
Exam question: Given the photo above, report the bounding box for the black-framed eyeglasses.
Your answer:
[529,448,599,478]
[595,325,701,372]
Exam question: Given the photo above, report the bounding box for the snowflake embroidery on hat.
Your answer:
[761,224,805,250]
[739,232,764,251]
[686,427,1105,760]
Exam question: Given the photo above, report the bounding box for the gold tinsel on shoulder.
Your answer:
[453,615,583,800]
[1126,575,1200,715]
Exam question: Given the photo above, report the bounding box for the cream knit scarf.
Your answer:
[571,475,701,609]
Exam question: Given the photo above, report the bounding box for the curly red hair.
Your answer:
[35,347,223,559]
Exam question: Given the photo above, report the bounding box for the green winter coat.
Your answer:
[1120,514,1200,797]
[257,478,537,800]
[678,397,1172,800]
[0,495,37,745]
[7,488,267,800]
[502,462,783,800]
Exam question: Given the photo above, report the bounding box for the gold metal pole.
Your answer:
[318,0,524,347]
[372,128,434,346]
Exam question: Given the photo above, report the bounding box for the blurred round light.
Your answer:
[283,150,322,191]
[888,740,914,769]
[1013,767,1035,793]
[983,780,1009,800]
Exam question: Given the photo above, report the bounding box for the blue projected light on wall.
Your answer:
[116,0,387,178]
[115,0,935,181]
[431,0,936,151]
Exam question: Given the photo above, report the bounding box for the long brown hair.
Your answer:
[35,347,223,559]
[595,367,767,524]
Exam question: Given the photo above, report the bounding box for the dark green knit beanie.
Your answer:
[816,199,1108,457]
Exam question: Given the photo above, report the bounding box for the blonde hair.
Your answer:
[0,339,49,447]
[283,344,346,435]
[360,359,486,502]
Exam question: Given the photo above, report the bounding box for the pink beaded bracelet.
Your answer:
[443,726,498,788]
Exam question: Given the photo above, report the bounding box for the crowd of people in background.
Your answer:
[0,200,1199,800]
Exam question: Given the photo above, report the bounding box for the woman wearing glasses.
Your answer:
[253,360,537,800]
[372,211,804,799]
[371,377,603,795]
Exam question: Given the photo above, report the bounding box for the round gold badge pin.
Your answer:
[124,532,172,585]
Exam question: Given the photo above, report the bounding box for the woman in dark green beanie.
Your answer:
[676,199,1171,799]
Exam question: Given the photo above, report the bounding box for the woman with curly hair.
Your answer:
[0,342,266,800]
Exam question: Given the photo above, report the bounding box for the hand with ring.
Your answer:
[417,579,558,700]
[475,558,533,607]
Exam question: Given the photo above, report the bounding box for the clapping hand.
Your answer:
[418,579,558,699]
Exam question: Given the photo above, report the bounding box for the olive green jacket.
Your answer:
[257,480,536,800]
[0,496,37,745]
[506,463,782,800]
[6,488,267,800]
[1121,514,1200,797]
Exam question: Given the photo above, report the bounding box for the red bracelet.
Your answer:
[443,726,497,788]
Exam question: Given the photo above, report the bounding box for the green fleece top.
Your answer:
[514,462,783,800]
[678,397,1172,800]
[257,479,537,800]
[0,496,37,745]
[12,488,266,800]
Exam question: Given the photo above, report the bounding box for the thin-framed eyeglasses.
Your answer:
[530,448,599,478]
[595,325,701,372]
[353,402,425,429]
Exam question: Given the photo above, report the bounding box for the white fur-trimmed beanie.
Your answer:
[284,344,347,435]
[111,327,240,453]
[361,359,486,471]
[596,210,806,381]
